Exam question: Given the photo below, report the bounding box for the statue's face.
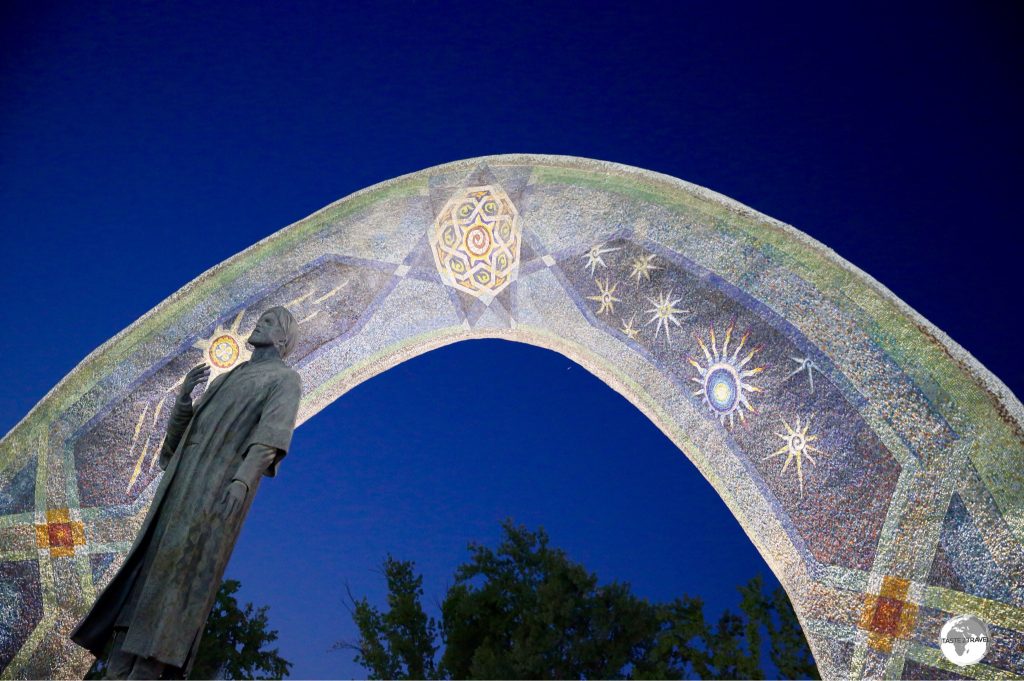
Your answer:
[247,311,287,353]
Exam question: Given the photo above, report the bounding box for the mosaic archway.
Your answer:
[1,156,1021,680]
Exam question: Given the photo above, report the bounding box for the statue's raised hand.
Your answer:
[178,363,210,401]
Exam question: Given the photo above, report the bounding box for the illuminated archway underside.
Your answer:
[1,156,1021,680]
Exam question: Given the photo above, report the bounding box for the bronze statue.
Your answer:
[70,307,303,679]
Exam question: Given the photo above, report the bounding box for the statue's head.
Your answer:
[247,306,299,359]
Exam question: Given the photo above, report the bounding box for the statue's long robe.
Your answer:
[70,355,302,678]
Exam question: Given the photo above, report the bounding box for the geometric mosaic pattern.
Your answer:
[0,156,1021,679]
[429,184,521,302]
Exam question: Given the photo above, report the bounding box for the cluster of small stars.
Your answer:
[577,238,832,500]
[581,242,687,344]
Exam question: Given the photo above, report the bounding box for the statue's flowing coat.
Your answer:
[70,356,302,678]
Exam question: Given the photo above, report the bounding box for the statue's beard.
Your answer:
[245,338,285,357]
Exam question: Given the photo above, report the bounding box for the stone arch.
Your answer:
[0,155,1021,679]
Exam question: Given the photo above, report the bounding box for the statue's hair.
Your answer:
[264,306,299,359]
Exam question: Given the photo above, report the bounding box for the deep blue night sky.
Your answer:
[1,3,1021,679]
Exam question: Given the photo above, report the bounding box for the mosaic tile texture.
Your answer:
[0,156,1021,679]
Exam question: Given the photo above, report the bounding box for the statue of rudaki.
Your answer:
[70,307,303,679]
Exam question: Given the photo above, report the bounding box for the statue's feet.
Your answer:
[102,629,135,680]
[126,656,165,680]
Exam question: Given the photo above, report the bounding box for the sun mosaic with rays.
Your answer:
[764,414,825,496]
[191,309,252,384]
[688,320,764,428]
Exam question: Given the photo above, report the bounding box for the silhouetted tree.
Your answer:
[337,518,819,679]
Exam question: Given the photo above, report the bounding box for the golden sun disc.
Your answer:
[208,334,240,368]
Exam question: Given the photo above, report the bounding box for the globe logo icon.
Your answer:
[940,615,989,666]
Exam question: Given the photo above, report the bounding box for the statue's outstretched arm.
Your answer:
[158,395,194,470]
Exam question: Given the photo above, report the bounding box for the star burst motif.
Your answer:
[644,289,688,343]
[581,242,621,275]
[620,313,640,340]
[764,415,824,496]
[586,278,621,315]
[628,253,662,284]
[786,356,820,393]
[688,320,764,428]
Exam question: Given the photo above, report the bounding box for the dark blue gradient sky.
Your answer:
[1,3,1021,678]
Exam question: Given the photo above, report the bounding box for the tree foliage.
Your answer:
[338,519,819,679]
[85,578,292,680]
[331,555,440,679]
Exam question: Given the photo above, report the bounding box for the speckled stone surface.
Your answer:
[0,155,1021,680]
